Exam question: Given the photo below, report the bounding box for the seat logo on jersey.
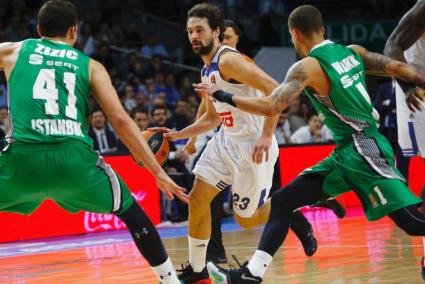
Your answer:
[29,54,43,65]
[218,111,234,127]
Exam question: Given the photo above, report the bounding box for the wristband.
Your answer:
[212,91,236,107]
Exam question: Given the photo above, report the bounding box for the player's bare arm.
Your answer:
[90,59,188,203]
[0,42,21,78]
[220,51,280,163]
[351,44,425,111]
[197,59,310,117]
[183,87,207,155]
[384,0,425,63]
[150,94,221,141]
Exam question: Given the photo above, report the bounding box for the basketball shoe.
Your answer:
[177,262,211,284]
[207,257,261,284]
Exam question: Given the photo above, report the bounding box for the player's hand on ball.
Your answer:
[148,127,183,141]
[253,135,272,164]
[184,137,197,155]
[155,171,189,204]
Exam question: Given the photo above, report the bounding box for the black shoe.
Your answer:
[207,256,262,284]
[421,257,425,281]
[314,198,346,219]
[177,262,211,284]
[300,230,318,257]
[206,252,228,264]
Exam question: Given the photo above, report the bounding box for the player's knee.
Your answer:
[188,189,213,209]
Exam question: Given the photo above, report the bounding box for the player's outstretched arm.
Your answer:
[151,94,221,140]
[195,60,308,117]
[90,59,188,203]
[351,45,425,111]
[183,95,207,155]
[384,0,425,63]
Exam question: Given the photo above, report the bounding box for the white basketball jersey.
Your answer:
[395,3,425,157]
[201,45,264,139]
[404,29,425,68]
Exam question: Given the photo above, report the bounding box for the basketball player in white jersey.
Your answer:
[384,0,425,212]
[150,3,314,283]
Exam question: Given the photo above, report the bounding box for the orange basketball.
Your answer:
[132,130,170,167]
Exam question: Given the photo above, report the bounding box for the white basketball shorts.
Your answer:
[193,129,279,218]
[395,82,425,157]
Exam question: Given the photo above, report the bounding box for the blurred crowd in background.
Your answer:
[0,0,416,223]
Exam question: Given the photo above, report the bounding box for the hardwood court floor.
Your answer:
[0,209,424,284]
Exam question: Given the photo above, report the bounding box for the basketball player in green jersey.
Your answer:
[195,5,425,283]
[0,1,188,283]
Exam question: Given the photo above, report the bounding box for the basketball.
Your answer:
[132,130,170,167]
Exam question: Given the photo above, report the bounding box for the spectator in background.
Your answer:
[140,32,168,58]
[150,105,192,223]
[144,54,169,78]
[288,97,307,133]
[124,22,143,49]
[171,99,190,130]
[275,109,292,144]
[291,113,333,144]
[132,106,151,132]
[123,84,137,112]
[0,107,7,132]
[165,73,182,107]
[154,72,168,98]
[184,103,198,125]
[127,53,146,79]
[88,110,118,154]
[129,75,148,97]
[93,42,115,71]
[374,80,410,178]
[0,80,7,108]
[5,16,24,41]
[76,23,95,56]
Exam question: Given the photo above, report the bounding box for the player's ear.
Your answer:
[213,27,220,40]
[320,26,325,36]
[293,29,303,42]
[36,25,42,37]
[68,25,77,42]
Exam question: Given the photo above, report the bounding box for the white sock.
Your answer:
[152,257,180,284]
[188,236,209,272]
[247,250,273,279]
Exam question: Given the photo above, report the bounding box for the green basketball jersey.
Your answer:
[304,40,379,143]
[8,38,92,146]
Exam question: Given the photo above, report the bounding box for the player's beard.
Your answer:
[192,37,214,56]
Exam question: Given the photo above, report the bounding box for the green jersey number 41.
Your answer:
[33,68,77,119]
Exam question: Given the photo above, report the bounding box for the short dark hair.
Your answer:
[38,0,78,37]
[187,3,225,41]
[131,106,148,119]
[150,104,167,116]
[288,5,323,36]
[224,19,240,37]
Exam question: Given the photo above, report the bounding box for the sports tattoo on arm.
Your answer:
[271,62,308,113]
[361,50,397,76]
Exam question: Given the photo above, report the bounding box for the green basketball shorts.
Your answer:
[0,140,133,215]
[301,132,422,221]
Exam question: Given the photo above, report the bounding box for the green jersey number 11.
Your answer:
[32,68,77,119]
